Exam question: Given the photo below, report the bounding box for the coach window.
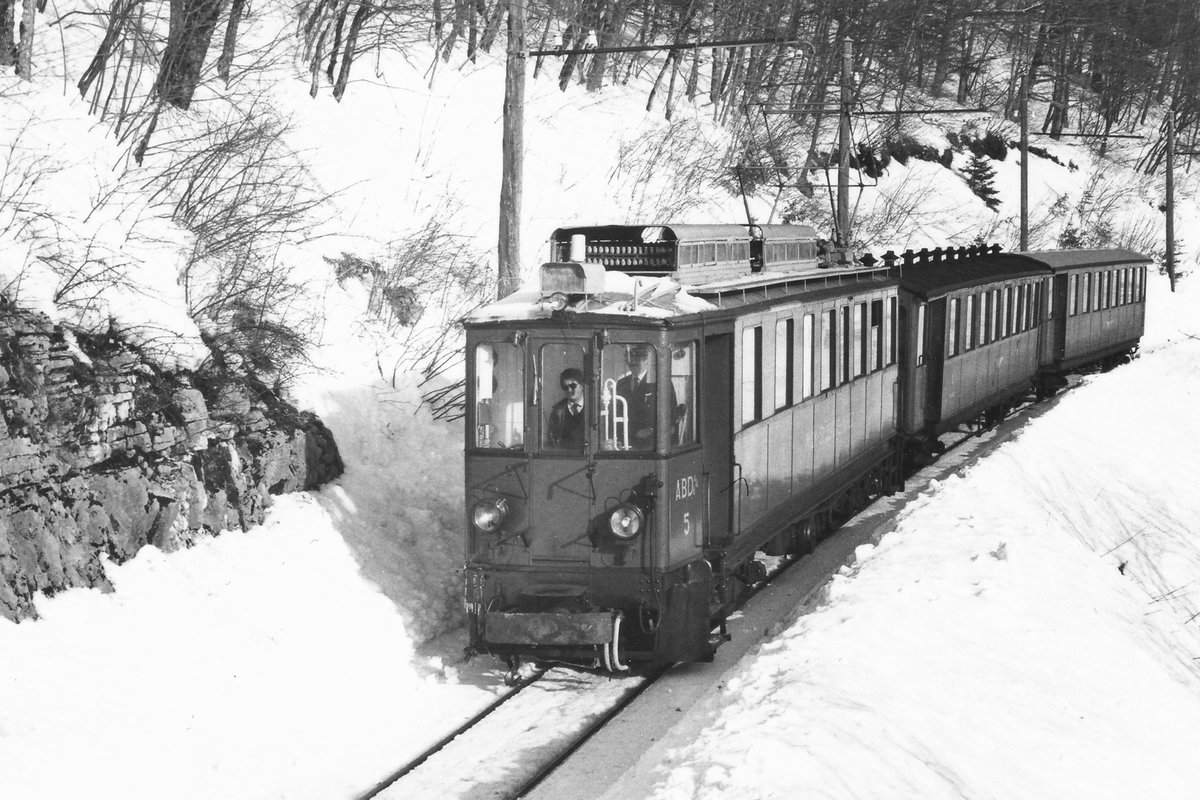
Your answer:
[916,302,927,364]
[853,302,866,378]
[840,306,851,384]
[947,297,959,356]
[670,343,697,449]
[1068,274,1078,315]
[474,341,525,450]
[741,326,762,425]
[1092,271,1102,311]
[820,310,835,392]
[775,318,794,410]
[982,291,991,343]
[870,300,884,371]
[801,313,815,398]
[964,294,976,351]
[887,297,898,365]
[981,292,992,346]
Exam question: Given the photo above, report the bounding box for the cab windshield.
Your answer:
[540,342,588,452]
[600,342,676,452]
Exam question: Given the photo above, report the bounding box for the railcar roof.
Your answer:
[465,270,716,324]
[552,224,752,243]
[1019,249,1151,270]
[754,223,819,239]
[890,253,1051,299]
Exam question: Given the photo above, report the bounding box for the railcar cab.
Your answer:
[464,303,714,669]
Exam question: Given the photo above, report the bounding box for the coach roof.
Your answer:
[1019,249,1151,271]
[890,252,1051,300]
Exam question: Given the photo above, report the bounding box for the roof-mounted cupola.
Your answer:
[539,234,606,309]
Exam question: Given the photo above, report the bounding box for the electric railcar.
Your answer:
[462,225,1149,671]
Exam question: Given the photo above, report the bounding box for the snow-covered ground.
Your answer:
[4,277,1199,800]
[5,8,1200,799]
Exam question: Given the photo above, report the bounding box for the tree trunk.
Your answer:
[0,0,16,67]
[16,0,34,78]
[218,0,245,83]
[332,3,369,100]
[929,6,959,98]
[956,24,975,105]
[497,0,524,298]
[155,0,228,108]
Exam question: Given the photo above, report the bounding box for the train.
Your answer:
[462,222,1149,672]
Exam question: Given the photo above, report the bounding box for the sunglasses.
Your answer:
[561,381,581,390]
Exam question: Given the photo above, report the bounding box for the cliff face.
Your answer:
[0,303,343,621]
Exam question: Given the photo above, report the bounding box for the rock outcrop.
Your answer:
[0,302,343,621]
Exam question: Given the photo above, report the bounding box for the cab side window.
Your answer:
[474,342,524,449]
[670,343,697,449]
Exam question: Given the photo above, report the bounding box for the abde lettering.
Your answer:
[675,475,699,500]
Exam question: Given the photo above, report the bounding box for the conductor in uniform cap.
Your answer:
[616,345,662,450]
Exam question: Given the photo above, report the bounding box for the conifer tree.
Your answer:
[964,153,1000,211]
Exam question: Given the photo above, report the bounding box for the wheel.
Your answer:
[792,517,817,555]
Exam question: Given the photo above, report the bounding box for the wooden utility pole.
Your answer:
[497,0,526,299]
[836,38,853,254]
[1019,70,1029,250]
[1166,107,1177,292]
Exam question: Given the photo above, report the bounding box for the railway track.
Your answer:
[358,664,661,800]
[356,667,548,800]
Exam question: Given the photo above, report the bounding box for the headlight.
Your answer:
[472,498,509,533]
[609,504,644,540]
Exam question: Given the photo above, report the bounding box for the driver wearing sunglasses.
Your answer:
[547,368,587,450]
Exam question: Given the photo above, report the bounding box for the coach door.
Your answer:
[702,333,734,545]
[923,298,947,429]
[1050,274,1069,363]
